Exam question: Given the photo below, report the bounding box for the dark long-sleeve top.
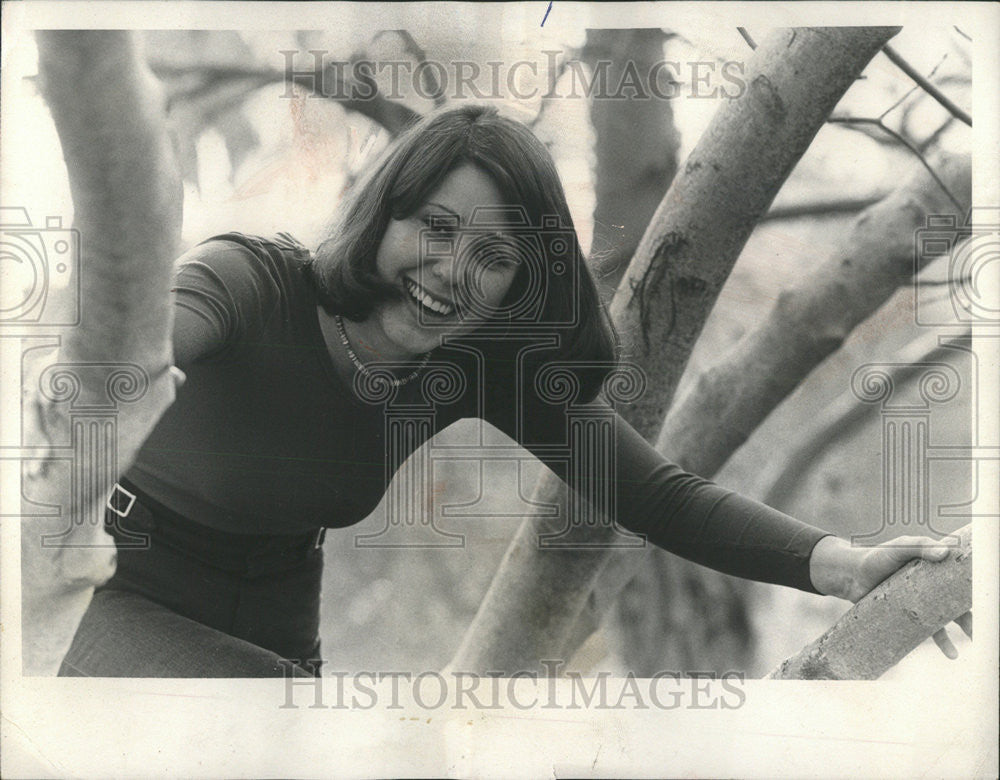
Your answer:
[128,233,829,594]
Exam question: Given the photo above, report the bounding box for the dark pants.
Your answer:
[59,481,324,678]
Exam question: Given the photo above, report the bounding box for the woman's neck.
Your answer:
[316,307,420,381]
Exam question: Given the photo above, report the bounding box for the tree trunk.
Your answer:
[21,31,182,675]
[656,154,971,477]
[770,526,971,679]
[603,151,971,674]
[447,27,901,674]
[581,28,680,301]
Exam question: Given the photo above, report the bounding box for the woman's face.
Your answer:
[369,163,522,357]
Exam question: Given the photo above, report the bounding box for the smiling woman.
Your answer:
[307,105,615,387]
[339,163,521,361]
[56,104,963,678]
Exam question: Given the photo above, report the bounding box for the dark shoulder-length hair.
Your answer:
[305,104,618,399]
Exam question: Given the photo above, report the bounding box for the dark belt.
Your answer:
[105,479,326,576]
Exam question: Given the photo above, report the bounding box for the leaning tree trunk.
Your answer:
[21,31,182,675]
[448,27,902,674]
[581,28,680,302]
[603,152,972,674]
[655,153,971,477]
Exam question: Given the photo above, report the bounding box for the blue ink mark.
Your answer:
[540,0,553,26]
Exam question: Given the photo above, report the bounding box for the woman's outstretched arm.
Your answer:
[499,388,969,654]
[605,404,970,654]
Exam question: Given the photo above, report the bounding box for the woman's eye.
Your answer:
[474,247,520,271]
[421,214,457,235]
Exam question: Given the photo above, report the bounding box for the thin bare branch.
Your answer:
[880,52,949,121]
[149,61,419,135]
[828,116,964,211]
[881,43,971,126]
[761,195,885,222]
[736,27,757,50]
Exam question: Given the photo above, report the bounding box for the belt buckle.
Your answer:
[106,482,137,518]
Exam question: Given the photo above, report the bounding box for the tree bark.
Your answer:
[770,526,971,679]
[447,27,901,674]
[21,31,182,675]
[580,29,680,301]
[600,152,971,674]
[655,153,970,477]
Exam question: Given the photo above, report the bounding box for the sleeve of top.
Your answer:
[171,238,282,362]
[602,410,830,593]
[483,385,830,594]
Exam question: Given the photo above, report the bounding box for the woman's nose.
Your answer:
[428,256,455,282]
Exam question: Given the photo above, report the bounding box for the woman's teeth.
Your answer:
[405,279,455,316]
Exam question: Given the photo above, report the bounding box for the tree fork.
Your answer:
[448,27,901,674]
[584,150,969,675]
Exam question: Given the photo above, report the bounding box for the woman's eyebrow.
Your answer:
[425,201,460,219]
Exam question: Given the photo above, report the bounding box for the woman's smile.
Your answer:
[358,162,520,360]
[402,275,458,318]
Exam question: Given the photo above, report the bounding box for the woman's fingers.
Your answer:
[956,611,973,640]
[891,535,951,563]
[932,627,959,660]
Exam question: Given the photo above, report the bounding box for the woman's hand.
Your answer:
[809,534,972,658]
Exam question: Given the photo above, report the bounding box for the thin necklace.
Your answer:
[333,315,431,387]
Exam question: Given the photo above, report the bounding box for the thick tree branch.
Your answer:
[653,152,970,477]
[23,31,182,675]
[770,526,971,679]
[581,28,680,301]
